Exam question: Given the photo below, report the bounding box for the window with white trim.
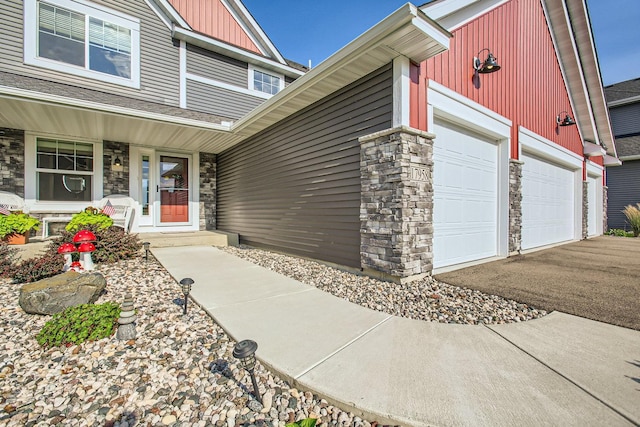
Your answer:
[249,66,283,96]
[36,138,94,202]
[24,0,140,88]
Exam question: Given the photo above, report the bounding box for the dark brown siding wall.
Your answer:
[217,64,393,268]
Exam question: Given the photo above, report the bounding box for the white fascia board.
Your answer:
[519,126,584,170]
[619,154,640,161]
[230,3,450,133]
[172,27,304,79]
[0,86,231,132]
[220,0,268,58]
[143,0,172,30]
[583,140,605,157]
[148,0,191,29]
[226,0,287,64]
[421,0,508,31]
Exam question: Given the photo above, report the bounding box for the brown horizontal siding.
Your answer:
[186,80,264,118]
[217,63,393,268]
[186,44,248,87]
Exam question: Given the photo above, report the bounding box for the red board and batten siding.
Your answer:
[168,0,262,55]
[411,0,583,160]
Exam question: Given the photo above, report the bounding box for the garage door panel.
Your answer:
[522,153,575,250]
[433,120,499,268]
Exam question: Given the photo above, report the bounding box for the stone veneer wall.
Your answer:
[509,160,523,254]
[0,128,25,197]
[199,153,216,230]
[603,186,608,233]
[103,141,129,196]
[359,126,434,281]
[582,181,589,239]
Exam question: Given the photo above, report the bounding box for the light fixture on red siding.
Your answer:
[473,49,501,74]
[557,111,576,126]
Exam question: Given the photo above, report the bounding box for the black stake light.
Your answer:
[143,242,150,261]
[233,339,260,400]
[179,277,194,315]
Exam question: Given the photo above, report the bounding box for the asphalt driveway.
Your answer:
[435,236,640,331]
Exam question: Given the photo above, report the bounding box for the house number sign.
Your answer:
[410,165,429,182]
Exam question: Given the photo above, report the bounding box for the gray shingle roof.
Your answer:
[0,71,233,124]
[614,134,640,158]
[604,78,640,103]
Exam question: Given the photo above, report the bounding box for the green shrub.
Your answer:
[65,207,113,232]
[286,419,317,427]
[47,225,142,263]
[9,253,65,283]
[0,212,40,238]
[607,228,635,237]
[622,204,640,237]
[0,241,19,277]
[36,302,120,348]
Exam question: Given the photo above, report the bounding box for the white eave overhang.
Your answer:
[542,0,616,158]
[583,140,605,157]
[603,154,622,166]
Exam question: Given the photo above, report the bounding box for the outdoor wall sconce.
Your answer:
[143,242,150,262]
[113,156,122,167]
[473,48,501,74]
[233,339,260,400]
[556,111,576,126]
[112,155,123,172]
[179,277,194,315]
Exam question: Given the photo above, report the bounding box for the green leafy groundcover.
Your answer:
[286,418,317,427]
[36,302,121,348]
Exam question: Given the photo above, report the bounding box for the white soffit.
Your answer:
[420,0,509,30]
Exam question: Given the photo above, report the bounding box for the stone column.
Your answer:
[509,160,523,254]
[103,141,129,196]
[582,181,589,239]
[0,128,25,197]
[359,125,434,282]
[199,153,216,231]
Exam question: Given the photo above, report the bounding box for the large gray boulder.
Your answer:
[19,271,106,315]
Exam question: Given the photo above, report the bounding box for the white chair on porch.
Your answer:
[98,195,135,233]
[0,191,25,212]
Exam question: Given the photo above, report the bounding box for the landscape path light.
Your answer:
[179,277,194,315]
[143,242,150,261]
[233,339,260,400]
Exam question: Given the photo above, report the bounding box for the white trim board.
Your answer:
[187,72,270,100]
[518,126,583,170]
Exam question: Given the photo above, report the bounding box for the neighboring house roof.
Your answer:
[614,135,640,159]
[604,78,640,106]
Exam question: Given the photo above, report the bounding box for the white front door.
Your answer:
[433,119,499,268]
[521,153,575,249]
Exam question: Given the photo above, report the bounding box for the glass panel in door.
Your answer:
[159,155,189,223]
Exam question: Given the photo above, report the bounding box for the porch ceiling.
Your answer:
[0,3,450,154]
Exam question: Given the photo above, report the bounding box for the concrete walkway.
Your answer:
[152,246,640,427]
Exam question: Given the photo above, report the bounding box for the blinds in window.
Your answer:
[39,2,84,41]
[89,17,131,54]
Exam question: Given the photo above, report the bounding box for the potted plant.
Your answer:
[0,212,41,245]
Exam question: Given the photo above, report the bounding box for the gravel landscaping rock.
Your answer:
[222,246,547,325]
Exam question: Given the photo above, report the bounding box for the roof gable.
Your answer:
[166,0,285,63]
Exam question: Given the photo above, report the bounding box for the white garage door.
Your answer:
[433,120,498,269]
[521,153,575,249]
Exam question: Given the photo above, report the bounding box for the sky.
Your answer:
[242,0,640,87]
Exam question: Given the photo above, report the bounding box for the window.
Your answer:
[25,0,140,87]
[36,138,94,202]
[249,66,283,96]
